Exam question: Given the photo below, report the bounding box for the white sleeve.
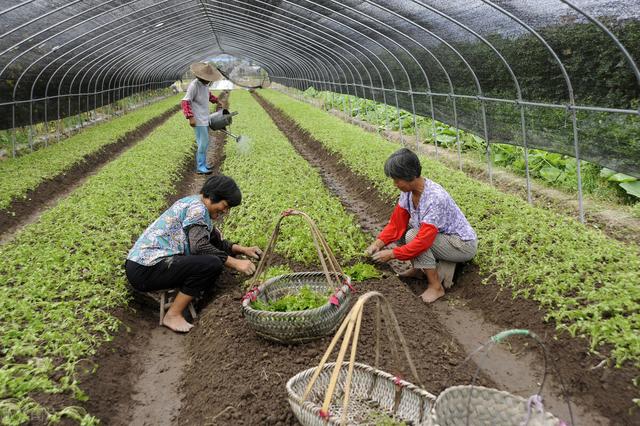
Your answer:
[182,80,196,102]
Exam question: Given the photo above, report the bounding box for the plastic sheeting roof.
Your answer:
[1,0,639,177]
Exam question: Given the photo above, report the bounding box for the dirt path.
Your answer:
[0,106,180,243]
[254,92,638,425]
[73,93,231,425]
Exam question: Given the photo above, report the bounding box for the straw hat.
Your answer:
[190,62,222,82]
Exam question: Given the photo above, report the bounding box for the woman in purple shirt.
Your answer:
[366,148,478,303]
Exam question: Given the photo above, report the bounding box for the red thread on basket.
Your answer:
[329,294,340,307]
[393,375,404,386]
[343,279,356,292]
[242,287,259,302]
[319,409,330,419]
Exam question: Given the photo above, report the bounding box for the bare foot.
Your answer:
[397,268,425,279]
[162,313,194,333]
[420,285,445,303]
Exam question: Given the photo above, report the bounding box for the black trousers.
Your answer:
[125,255,224,298]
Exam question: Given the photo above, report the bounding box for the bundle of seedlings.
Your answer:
[241,209,353,343]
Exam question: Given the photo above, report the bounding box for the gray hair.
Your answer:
[384,148,422,181]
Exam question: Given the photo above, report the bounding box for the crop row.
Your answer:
[260,89,640,369]
[220,90,366,266]
[0,94,182,211]
[0,112,193,425]
[301,87,640,209]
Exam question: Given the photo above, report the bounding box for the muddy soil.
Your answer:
[180,269,495,426]
[254,92,639,425]
[0,106,180,240]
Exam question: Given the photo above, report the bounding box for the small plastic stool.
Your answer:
[143,289,198,325]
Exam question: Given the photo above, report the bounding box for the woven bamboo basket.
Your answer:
[430,329,569,426]
[241,210,353,344]
[431,385,562,426]
[242,271,352,343]
[287,291,436,425]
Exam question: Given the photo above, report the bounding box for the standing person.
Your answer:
[181,62,222,175]
[125,175,262,332]
[365,148,478,303]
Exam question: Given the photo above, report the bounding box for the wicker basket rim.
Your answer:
[241,271,352,317]
[287,361,437,401]
[437,384,543,403]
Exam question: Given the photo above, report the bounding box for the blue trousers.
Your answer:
[194,126,210,172]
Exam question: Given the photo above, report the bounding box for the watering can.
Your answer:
[208,109,241,142]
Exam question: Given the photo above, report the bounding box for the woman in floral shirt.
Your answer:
[366,148,478,303]
[125,175,261,332]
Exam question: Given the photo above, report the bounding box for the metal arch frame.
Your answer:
[115,28,332,101]
[286,0,422,141]
[31,1,185,130]
[116,30,334,104]
[120,5,362,95]
[0,0,127,78]
[0,0,85,42]
[479,0,582,222]
[96,17,349,107]
[217,0,403,118]
[560,0,640,91]
[35,0,185,96]
[50,6,323,117]
[208,0,389,110]
[128,22,343,97]
[1,0,638,222]
[83,0,396,125]
[40,0,350,111]
[248,0,416,129]
[96,27,322,115]
[408,0,527,183]
[0,1,37,17]
[361,0,487,169]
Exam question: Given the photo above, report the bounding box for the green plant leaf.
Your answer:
[620,181,640,198]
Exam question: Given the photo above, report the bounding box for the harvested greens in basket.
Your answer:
[251,285,331,312]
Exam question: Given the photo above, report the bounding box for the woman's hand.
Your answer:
[188,116,196,127]
[365,239,385,256]
[230,258,256,275]
[372,249,395,263]
[242,246,263,260]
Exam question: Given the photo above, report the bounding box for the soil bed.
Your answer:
[0,106,180,240]
[180,270,494,425]
[253,92,639,425]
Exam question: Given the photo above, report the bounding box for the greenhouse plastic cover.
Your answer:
[0,0,639,176]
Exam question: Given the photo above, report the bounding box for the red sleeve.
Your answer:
[392,223,438,261]
[209,93,218,103]
[181,100,193,118]
[377,204,410,245]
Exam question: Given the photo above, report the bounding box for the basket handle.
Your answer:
[247,209,345,292]
[301,291,424,425]
[463,329,575,426]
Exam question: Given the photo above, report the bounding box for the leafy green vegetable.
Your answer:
[366,411,407,426]
[251,285,330,312]
[220,90,367,264]
[344,263,381,282]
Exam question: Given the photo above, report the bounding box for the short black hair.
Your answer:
[384,148,422,181]
[200,175,242,207]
